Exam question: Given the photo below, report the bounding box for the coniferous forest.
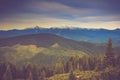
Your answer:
[0,38,120,80]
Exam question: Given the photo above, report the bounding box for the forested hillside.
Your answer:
[0,38,120,80]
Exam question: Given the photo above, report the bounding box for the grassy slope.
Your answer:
[0,44,87,65]
[0,33,106,55]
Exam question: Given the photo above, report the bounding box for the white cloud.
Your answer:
[1,15,120,30]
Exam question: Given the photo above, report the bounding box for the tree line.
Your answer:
[0,38,120,80]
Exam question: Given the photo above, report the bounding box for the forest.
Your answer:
[0,38,120,80]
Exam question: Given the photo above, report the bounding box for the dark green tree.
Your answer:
[40,70,46,80]
[2,65,13,80]
[26,71,33,80]
[54,62,65,74]
[104,38,115,67]
[68,71,76,80]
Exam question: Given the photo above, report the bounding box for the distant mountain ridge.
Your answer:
[0,33,120,66]
[0,33,105,55]
[0,27,120,45]
[0,32,119,54]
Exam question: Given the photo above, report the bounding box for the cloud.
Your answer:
[0,1,105,21]
[0,0,120,30]
[0,14,120,30]
[51,0,120,14]
[27,2,95,17]
[79,15,120,22]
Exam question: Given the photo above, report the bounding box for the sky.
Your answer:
[0,0,120,30]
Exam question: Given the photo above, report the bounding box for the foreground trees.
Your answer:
[0,38,120,80]
[2,65,13,80]
[0,55,120,80]
[68,71,76,80]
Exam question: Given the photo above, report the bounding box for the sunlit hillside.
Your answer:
[0,44,87,65]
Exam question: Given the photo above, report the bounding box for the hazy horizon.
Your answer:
[0,26,120,31]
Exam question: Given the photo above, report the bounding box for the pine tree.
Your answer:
[54,62,65,74]
[104,38,115,67]
[2,65,13,80]
[95,55,104,71]
[68,61,73,72]
[32,66,39,80]
[68,71,76,80]
[26,71,33,80]
[40,70,46,80]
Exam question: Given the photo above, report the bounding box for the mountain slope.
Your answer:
[0,33,119,66]
[0,44,87,66]
[0,28,120,45]
[0,33,105,54]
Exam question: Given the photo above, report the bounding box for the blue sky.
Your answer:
[0,0,120,30]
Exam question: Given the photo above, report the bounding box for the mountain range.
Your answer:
[0,27,120,45]
[0,28,120,66]
[0,33,106,54]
